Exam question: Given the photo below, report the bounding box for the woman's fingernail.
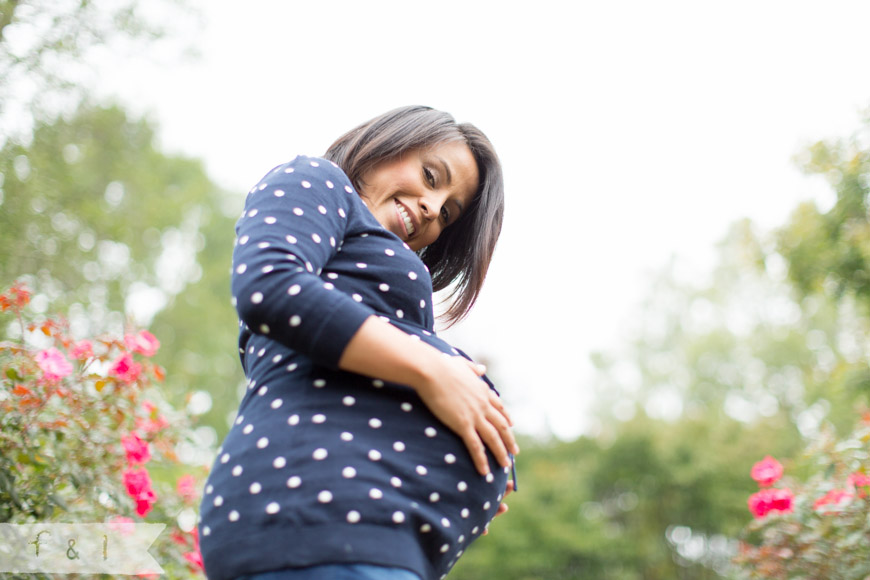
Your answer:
[476,363,486,373]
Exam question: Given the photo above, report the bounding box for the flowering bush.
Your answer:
[0,281,207,578]
[733,416,870,579]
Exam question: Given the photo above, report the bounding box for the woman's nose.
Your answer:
[419,195,442,221]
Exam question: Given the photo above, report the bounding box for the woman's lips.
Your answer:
[395,200,416,238]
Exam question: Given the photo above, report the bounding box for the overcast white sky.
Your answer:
[95,1,870,440]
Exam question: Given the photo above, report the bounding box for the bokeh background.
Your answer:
[5,1,870,577]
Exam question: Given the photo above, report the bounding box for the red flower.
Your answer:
[124,330,160,357]
[121,433,151,465]
[750,456,783,487]
[814,488,854,511]
[110,353,143,384]
[35,347,73,382]
[69,340,94,360]
[123,468,157,517]
[177,474,198,503]
[748,487,794,518]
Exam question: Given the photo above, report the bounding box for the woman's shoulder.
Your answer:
[255,155,354,193]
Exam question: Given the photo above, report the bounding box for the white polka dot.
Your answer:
[273,457,286,468]
[286,363,298,372]
[420,524,432,533]
[286,234,297,244]
[318,490,333,503]
[429,492,440,502]
[203,526,211,536]
[420,300,426,308]
[391,476,402,488]
[392,511,406,524]
[341,431,354,441]
[257,348,266,357]
[461,508,470,518]
[257,385,268,396]
[416,465,428,476]
[343,396,356,406]
[258,243,271,250]
[483,501,491,510]
[373,380,384,388]
[213,495,224,507]
[287,476,301,488]
[247,209,259,217]
[326,181,334,189]
[408,271,418,280]
[313,448,328,460]
[393,441,405,452]
[327,272,338,279]
[458,535,466,543]
[310,161,319,167]
[243,424,254,434]
[288,284,301,295]
[368,449,382,461]
[288,414,300,425]
[329,236,336,247]
[232,465,243,476]
[205,484,214,494]
[318,205,327,214]
[312,413,326,424]
[356,262,367,269]
[369,418,382,429]
[264,216,277,225]
[486,473,494,483]
[239,235,250,245]
[445,453,456,464]
[379,283,390,292]
[236,264,247,274]
[250,292,264,306]
[301,181,311,189]
[441,518,451,528]
[293,207,304,216]
[266,502,280,514]
[271,398,283,409]
[289,315,301,326]
[352,293,363,302]
[229,510,240,522]
[220,453,230,463]
[313,379,326,388]
[425,427,437,438]
[249,482,262,494]
[338,208,346,218]
[324,282,334,290]
[385,248,395,256]
[257,437,269,449]
[259,324,270,334]
[312,233,321,243]
[369,488,383,500]
[472,526,480,534]
[347,510,361,523]
[401,402,413,412]
[345,185,353,193]
[274,189,285,197]
[396,310,404,319]
[457,481,468,492]
[342,466,356,478]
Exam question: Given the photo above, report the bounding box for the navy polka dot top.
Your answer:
[198,156,509,580]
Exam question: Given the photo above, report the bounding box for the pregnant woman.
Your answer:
[198,105,517,580]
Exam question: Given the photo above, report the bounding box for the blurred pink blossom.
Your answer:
[122,433,151,465]
[108,515,136,536]
[748,487,794,518]
[124,330,160,357]
[69,340,94,360]
[751,455,784,487]
[110,353,143,384]
[123,467,157,517]
[814,488,854,511]
[35,347,73,381]
[176,474,198,503]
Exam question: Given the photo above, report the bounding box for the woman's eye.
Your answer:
[440,207,450,222]
[423,167,435,186]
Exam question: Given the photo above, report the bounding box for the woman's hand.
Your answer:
[415,356,518,476]
[338,316,518,477]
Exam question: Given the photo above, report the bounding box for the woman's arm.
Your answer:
[339,315,518,477]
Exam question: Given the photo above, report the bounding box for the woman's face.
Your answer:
[359,141,479,252]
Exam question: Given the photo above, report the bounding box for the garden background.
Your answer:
[4,1,870,578]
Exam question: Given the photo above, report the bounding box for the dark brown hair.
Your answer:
[324,106,504,325]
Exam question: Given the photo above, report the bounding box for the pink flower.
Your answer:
[69,340,94,360]
[177,474,198,503]
[124,330,160,357]
[748,487,794,518]
[121,433,151,465]
[34,347,73,382]
[136,401,169,433]
[123,468,157,517]
[110,353,143,384]
[848,472,870,497]
[751,455,784,487]
[108,516,136,536]
[814,488,854,511]
[183,549,204,571]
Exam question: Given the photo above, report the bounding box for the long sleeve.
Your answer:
[231,156,375,368]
